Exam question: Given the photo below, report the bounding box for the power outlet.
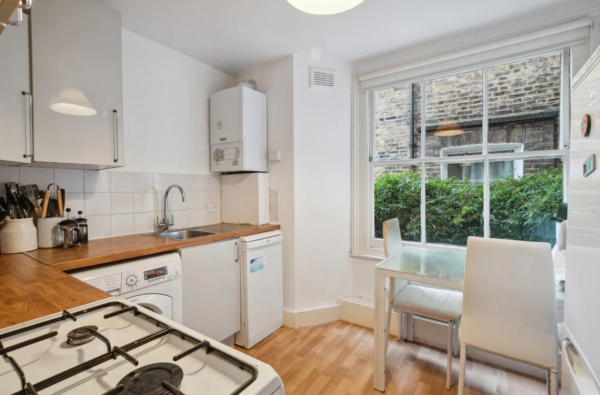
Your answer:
[270,150,282,162]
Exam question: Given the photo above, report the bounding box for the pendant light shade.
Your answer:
[287,0,364,15]
[50,88,97,116]
[433,121,464,137]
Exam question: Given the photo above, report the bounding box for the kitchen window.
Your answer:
[363,50,569,253]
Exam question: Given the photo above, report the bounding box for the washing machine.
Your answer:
[70,252,183,323]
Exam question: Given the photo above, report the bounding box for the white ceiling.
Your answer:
[100,0,599,75]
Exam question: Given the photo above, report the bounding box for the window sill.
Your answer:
[349,253,384,262]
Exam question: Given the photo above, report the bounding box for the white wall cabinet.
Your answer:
[0,12,31,165]
[30,0,124,169]
[179,239,241,342]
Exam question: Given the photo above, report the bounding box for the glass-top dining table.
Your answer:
[373,246,467,392]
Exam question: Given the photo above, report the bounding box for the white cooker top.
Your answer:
[0,298,282,395]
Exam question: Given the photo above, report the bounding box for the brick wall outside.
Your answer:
[374,54,562,178]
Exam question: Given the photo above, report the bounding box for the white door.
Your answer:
[0,11,31,164]
[127,294,173,320]
[180,239,240,342]
[30,0,124,168]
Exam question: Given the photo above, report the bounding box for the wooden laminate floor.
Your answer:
[235,320,547,395]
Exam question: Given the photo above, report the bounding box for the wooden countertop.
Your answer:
[0,254,111,330]
[0,223,280,330]
[24,223,280,272]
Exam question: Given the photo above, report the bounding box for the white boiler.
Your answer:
[210,86,267,173]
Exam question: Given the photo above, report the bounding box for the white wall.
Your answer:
[119,29,233,174]
[234,55,354,317]
[234,57,296,311]
[292,54,353,312]
[351,257,376,300]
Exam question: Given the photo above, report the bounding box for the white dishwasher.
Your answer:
[236,231,283,349]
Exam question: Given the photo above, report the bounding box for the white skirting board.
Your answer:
[340,297,549,379]
[283,305,341,329]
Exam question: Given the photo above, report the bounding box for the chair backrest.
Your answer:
[461,237,558,370]
[383,218,403,258]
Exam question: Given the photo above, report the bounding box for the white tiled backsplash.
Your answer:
[0,166,221,240]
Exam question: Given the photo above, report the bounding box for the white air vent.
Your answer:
[310,67,335,88]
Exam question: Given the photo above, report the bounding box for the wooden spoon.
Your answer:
[41,190,50,218]
[57,189,64,217]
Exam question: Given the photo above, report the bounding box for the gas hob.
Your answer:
[0,299,283,395]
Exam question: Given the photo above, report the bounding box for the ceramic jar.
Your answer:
[37,217,65,248]
[0,218,38,254]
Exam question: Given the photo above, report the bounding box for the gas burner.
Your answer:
[116,363,184,395]
[0,302,261,395]
[66,325,98,345]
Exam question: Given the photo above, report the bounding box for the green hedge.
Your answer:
[374,166,562,246]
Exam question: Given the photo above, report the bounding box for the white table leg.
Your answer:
[453,319,460,357]
[374,267,387,392]
[385,278,395,353]
[446,320,453,389]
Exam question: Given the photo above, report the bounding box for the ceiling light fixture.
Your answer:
[287,0,364,15]
[50,88,97,116]
[433,121,464,137]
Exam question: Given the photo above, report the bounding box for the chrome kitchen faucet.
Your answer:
[157,184,186,232]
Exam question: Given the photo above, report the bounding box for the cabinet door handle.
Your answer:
[113,109,119,163]
[7,8,23,26]
[22,91,33,158]
[8,0,32,26]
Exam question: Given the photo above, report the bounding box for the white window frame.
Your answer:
[353,47,571,257]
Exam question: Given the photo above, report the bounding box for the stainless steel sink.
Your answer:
[145,229,216,240]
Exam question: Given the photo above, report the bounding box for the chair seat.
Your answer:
[392,285,463,321]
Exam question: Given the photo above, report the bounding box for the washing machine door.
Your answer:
[127,294,173,320]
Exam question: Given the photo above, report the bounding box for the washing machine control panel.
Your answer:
[72,254,183,296]
[121,262,182,292]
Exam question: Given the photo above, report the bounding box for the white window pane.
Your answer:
[374,83,422,161]
[489,158,563,246]
[425,70,483,158]
[487,54,561,153]
[374,164,421,242]
[426,162,484,246]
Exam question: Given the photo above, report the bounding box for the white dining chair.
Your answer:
[382,218,409,339]
[383,218,404,258]
[383,218,463,390]
[458,237,559,395]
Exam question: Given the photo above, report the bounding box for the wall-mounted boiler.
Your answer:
[210,86,267,173]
